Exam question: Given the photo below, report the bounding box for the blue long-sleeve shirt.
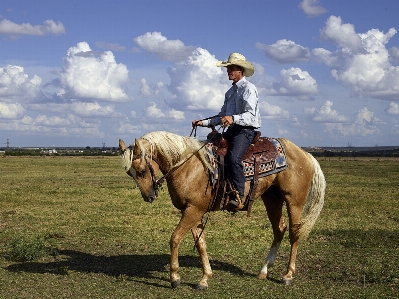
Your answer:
[202,77,261,128]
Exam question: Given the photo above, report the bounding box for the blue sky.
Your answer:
[1,0,399,148]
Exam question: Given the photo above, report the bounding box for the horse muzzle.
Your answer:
[143,188,158,203]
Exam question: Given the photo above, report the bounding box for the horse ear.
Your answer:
[133,138,141,155]
[119,139,127,153]
[132,139,146,172]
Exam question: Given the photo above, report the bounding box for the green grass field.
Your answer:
[0,156,398,298]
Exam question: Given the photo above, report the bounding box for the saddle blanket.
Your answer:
[205,137,288,181]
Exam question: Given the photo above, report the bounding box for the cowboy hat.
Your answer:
[216,52,254,77]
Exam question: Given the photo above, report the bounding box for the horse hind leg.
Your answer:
[280,200,307,285]
[191,221,212,290]
[257,186,287,280]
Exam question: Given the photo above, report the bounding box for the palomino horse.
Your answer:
[119,130,325,289]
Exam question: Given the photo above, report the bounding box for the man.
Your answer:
[192,52,261,210]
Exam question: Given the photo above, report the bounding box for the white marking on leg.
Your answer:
[260,242,280,276]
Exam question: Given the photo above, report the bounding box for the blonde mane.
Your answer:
[139,131,213,172]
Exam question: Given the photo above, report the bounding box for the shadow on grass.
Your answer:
[4,250,254,288]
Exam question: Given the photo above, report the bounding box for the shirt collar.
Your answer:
[233,77,246,88]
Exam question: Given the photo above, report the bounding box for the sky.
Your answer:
[1,0,399,148]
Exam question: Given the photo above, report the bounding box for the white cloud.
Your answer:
[69,101,122,118]
[312,48,341,67]
[305,100,348,123]
[299,0,327,18]
[167,47,227,111]
[259,101,290,119]
[0,19,65,37]
[154,81,165,95]
[95,41,126,52]
[27,101,123,118]
[134,31,195,62]
[0,65,42,103]
[144,103,185,121]
[140,78,151,97]
[0,114,104,137]
[389,46,399,63]
[0,102,25,119]
[320,16,362,51]
[256,39,310,64]
[326,107,380,137]
[114,122,141,135]
[313,16,399,101]
[264,67,318,99]
[57,42,130,102]
[146,102,165,118]
[385,102,399,115]
[35,114,74,127]
[355,107,378,124]
[168,108,185,120]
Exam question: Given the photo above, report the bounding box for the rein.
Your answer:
[190,114,219,138]
[155,124,223,189]
[155,116,222,190]
[129,117,223,196]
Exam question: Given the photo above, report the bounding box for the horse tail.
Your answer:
[298,154,326,240]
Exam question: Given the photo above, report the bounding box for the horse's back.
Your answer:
[273,138,315,190]
[276,138,311,161]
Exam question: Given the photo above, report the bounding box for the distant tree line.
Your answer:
[308,149,399,158]
[2,148,120,157]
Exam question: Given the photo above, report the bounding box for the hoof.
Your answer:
[195,284,208,290]
[257,272,267,280]
[282,277,293,285]
[171,279,181,289]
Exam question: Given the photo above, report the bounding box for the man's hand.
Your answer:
[192,120,203,127]
[220,116,233,128]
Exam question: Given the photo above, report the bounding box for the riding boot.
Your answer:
[227,191,244,211]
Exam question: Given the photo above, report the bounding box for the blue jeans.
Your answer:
[223,126,256,198]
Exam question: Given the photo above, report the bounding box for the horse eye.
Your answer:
[136,169,146,177]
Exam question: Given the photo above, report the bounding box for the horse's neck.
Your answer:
[152,149,174,174]
[153,146,188,175]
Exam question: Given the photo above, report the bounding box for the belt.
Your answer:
[232,124,256,130]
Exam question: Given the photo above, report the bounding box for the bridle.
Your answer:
[127,146,162,199]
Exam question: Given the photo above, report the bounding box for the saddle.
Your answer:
[207,129,278,216]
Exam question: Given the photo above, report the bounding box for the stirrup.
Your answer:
[226,191,244,212]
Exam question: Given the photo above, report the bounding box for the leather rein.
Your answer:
[129,116,221,196]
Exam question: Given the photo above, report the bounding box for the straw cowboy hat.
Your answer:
[216,52,255,77]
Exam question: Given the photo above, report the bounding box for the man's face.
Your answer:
[226,65,243,82]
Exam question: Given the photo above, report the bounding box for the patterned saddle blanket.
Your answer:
[205,136,288,181]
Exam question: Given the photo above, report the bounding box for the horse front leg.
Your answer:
[169,206,204,288]
[191,221,212,290]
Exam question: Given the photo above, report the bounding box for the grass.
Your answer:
[7,234,56,262]
[0,155,398,298]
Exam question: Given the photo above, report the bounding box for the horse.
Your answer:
[119,130,325,290]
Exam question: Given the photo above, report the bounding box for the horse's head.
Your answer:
[119,138,160,203]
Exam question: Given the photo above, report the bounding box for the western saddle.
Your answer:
[206,128,278,216]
